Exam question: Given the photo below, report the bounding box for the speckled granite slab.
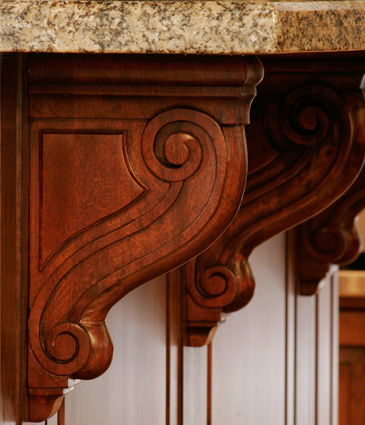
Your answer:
[1,1,364,54]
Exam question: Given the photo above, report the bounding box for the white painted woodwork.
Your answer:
[64,275,166,425]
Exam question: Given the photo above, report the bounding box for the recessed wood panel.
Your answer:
[40,132,145,267]
[340,312,365,346]
[0,54,28,425]
[339,348,365,425]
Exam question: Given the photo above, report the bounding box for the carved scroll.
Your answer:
[183,54,365,347]
[26,54,263,420]
[298,166,365,295]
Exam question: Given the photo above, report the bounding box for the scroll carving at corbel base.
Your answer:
[181,54,365,347]
[298,166,365,296]
[26,54,263,421]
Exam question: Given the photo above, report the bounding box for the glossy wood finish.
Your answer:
[338,213,365,425]
[339,348,365,425]
[183,53,365,346]
[340,310,365,344]
[339,285,365,425]
[1,51,362,424]
[24,54,263,420]
[298,167,365,296]
[0,53,29,424]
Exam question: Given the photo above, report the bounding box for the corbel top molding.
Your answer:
[0,1,364,54]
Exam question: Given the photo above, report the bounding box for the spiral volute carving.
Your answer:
[266,84,351,149]
[43,322,91,375]
[142,109,224,182]
[185,264,238,309]
[311,225,348,261]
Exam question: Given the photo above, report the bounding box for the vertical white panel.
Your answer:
[330,272,339,425]
[317,274,332,425]
[65,275,166,425]
[295,291,316,425]
[286,232,296,425]
[183,347,208,425]
[167,268,208,425]
[212,234,287,425]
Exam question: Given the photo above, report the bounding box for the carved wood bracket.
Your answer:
[298,166,365,296]
[25,54,263,421]
[297,68,365,295]
[182,54,365,347]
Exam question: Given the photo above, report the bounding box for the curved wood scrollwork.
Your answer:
[183,54,365,347]
[26,54,263,421]
[298,166,365,295]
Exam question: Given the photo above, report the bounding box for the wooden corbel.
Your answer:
[182,54,365,347]
[24,54,263,420]
[297,166,365,296]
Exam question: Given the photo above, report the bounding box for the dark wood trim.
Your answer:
[298,168,365,296]
[182,53,365,347]
[0,53,29,424]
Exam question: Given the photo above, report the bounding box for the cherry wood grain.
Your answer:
[183,52,365,347]
[2,50,361,424]
[0,53,29,425]
[24,53,263,420]
[298,167,365,296]
[340,312,365,346]
[339,348,365,425]
[339,268,365,425]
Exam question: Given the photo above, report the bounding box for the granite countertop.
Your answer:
[0,1,365,54]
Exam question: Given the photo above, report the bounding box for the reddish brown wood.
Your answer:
[298,167,365,295]
[56,398,65,425]
[340,312,365,346]
[24,54,263,420]
[339,348,365,425]
[0,53,29,424]
[339,287,365,425]
[182,53,365,346]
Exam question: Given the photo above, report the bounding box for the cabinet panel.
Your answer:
[339,348,365,425]
[212,234,287,425]
[295,270,338,425]
[295,294,316,425]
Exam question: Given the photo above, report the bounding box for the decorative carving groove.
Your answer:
[26,54,263,421]
[298,166,365,295]
[182,54,365,347]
